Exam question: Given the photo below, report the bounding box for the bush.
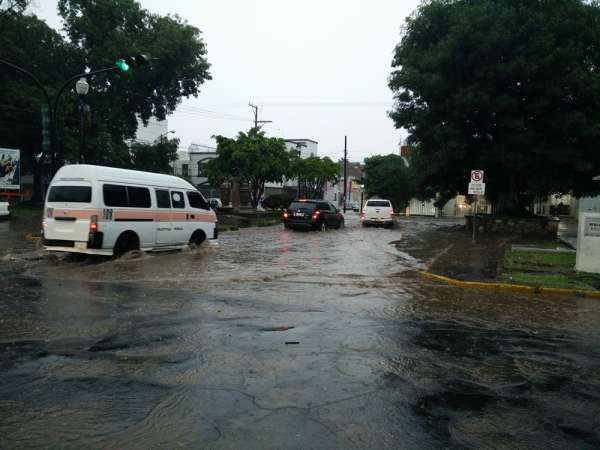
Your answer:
[262,194,292,210]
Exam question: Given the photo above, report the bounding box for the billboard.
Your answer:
[0,148,20,190]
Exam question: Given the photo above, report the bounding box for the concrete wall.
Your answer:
[575,212,600,274]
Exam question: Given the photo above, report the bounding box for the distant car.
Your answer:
[283,200,344,231]
[208,198,222,210]
[361,199,394,228]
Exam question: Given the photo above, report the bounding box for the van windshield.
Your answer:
[48,186,92,203]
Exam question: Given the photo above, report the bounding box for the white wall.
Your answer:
[576,212,600,274]
[135,117,168,143]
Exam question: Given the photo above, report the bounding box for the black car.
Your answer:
[283,200,344,231]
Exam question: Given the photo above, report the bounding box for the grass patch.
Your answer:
[501,247,600,291]
[504,250,575,271]
[500,272,600,290]
[7,203,42,218]
[512,239,570,250]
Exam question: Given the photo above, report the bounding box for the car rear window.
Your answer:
[48,186,91,203]
[289,201,316,211]
[366,200,391,207]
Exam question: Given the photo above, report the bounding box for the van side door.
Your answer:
[154,189,172,245]
[170,190,188,244]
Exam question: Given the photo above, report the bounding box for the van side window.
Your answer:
[128,186,151,208]
[155,189,171,208]
[171,191,185,208]
[103,184,128,207]
[187,191,209,210]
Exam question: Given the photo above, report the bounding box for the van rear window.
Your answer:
[366,200,391,207]
[48,186,91,203]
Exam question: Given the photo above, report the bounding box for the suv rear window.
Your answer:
[366,200,391,207]
[48,186,91,203]
[289,201,316,211]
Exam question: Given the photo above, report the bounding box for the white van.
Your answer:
[43,164,217,256]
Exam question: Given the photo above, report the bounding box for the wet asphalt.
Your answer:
[1,213,600,449]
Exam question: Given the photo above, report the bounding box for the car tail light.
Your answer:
[89,215,98,233]
[390,208,394,217]
[283,211,289,219]
[45,207,53,219]
[311,210,320,220]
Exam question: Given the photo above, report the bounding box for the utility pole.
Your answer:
[248,102,272,129]
[343,135,348,213]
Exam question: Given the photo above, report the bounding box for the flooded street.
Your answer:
[1,214,600,449]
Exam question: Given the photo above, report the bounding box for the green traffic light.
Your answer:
[115,59,130,72]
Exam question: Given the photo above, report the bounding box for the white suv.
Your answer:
[361,199,394,228]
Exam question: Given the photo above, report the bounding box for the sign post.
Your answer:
[468,170,485,241]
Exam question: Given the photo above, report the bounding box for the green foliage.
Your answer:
[57,0,211,163]
[204,128,293,208]
[389,0,600,213]
[363,154,414,209]
[292,155,339,199]
[0,0,210,199]
[130,137,179,174]
[262,193,293,210]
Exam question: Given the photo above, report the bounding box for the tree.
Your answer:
[0,0,211,200]
[57,0,211,164]
[0,11,81,201]
[204,128,293,208]
[363,154,414,210]
[292,155,339,199]
[130,137,179,174]
[389,0,600,214]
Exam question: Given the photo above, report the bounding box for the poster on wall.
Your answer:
[0,148,20,190]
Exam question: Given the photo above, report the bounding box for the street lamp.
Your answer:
[155,130,175,143]
[75,78,90,163]
[75,77,89,96]
[360,184,365,215]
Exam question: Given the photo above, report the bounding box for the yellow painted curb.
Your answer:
[24,233,41,242]
[419,271,600,299]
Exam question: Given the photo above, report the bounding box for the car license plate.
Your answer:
[294,212,304,217]
[75,242,87,250]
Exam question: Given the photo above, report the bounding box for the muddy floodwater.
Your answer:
[1,214,599,449]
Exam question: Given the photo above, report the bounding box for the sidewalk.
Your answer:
[558,218,578,249]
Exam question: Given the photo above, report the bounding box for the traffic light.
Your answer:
[115,54,150,73]
[115,59,130,73]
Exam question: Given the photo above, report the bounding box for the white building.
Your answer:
[172,143,219,198]
[265,138,319,196]
[135,117,168,144]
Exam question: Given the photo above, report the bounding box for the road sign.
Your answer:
[468,182,485,195]
[471,170,484,184]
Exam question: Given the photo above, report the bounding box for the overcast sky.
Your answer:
[34,0,420,162]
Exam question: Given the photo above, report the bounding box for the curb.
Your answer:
[419,270,600,299]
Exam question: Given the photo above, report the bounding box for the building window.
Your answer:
[198,161,204,177]
[182,164,189,177]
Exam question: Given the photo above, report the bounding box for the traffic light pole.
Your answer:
[0,58,55,200]
[53,66,119,170]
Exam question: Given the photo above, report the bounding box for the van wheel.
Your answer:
[189,230,207,247]
[114,231,140,257]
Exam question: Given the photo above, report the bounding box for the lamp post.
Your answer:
[360,184,365,215]
[75,78,89,163]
